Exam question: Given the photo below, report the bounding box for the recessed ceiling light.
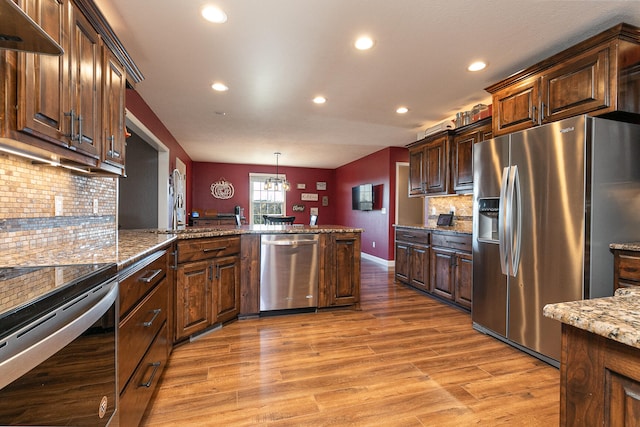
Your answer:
[211,82,229,91]
[396,107,409,114]
[313,96,327,104]
[354,36,375,50]
[468,61,487,72]
[201,5,227,23]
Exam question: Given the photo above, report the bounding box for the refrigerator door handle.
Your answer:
[509,165,523,277]
[498,166,510,275]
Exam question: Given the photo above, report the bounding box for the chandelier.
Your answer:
[264,152,290,191]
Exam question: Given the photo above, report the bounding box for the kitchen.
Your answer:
[3,0,640,426]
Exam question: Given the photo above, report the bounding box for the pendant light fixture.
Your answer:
[264,152,290,191]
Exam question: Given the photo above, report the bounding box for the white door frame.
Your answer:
[125,109,171,229]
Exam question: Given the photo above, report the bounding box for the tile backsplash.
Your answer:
[425,194,473,232]
[0,153,117,266]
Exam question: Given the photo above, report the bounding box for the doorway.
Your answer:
[118,111,170,229]
[395,162,424,225]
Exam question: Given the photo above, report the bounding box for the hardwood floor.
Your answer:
[140,260,560,426]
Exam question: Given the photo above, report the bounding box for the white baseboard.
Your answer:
[361,252,394,267]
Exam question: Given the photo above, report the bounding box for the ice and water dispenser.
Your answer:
[477,198,499,241]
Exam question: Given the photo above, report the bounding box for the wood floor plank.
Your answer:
[140,259,560,426]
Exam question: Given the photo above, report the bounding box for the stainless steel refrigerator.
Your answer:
[472,115,640,366]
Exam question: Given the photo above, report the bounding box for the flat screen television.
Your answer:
[352,184,374,211]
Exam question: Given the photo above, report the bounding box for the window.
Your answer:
[249,173,287,224]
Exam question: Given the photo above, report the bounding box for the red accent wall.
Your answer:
[125,89,194,213]
[192,162,336,225]
[335,147,408,260]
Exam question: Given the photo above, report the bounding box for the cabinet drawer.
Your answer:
[178,236,241,263]
[617,252,640,282]
[118,278,168,392]
[119,251,167,318]
[431,233,472,252]
[395,228,430,245]
[119,323,169,427]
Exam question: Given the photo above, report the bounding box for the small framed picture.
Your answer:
[301,193,319,201]
[297,183,306,189]
[316,182,327,191]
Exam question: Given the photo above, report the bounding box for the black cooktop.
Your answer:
[0,263,117,339]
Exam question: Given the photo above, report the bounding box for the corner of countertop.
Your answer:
[610,242,640,251]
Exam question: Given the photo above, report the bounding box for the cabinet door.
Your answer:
[212,254,241,324]
[541,44,609,124]
[102,49,126,170]
[492,76,540,136]
[430,247,455,300]
[408,145,426,196]
[454,252,472,310]
[17,0,67,146]
[425,135,448,194]
[175,260,211,341]
[452,130,477,193]
[394,242,410,283]
[409,244,429,290]
[328,233,361,307]
[68,3,101,158]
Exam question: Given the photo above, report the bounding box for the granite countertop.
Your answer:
[117,230,176,270]
[141,224,364,239]
[610,242,640,251]
[543,287,640,350]
[394,223,472,235]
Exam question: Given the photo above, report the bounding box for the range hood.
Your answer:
[0,0,63,55]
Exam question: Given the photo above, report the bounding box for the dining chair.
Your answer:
[263,215,295,225]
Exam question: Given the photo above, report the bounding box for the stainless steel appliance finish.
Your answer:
[260,233,319,311]
[473,115,640,365]
[0,264,118,426]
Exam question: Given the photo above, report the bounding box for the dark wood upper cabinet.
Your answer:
[487,23,640,137]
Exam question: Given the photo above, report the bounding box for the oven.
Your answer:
[0,263,118,426]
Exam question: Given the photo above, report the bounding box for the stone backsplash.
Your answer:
[0,153,117,266]
[425,194,473,232]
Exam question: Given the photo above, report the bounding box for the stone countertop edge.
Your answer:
[118,230,176,270]
[543,287,640,350]
[393,224,472,235]
[610,242,640,251]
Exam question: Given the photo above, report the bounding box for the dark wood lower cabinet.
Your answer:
[319,232,361,308]
[561,323,640,426]
[117,248,170,427]
[174,237,241,342]
[395,227,472,311]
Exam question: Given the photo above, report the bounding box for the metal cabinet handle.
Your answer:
[142,308,161,327]
[77,115,83,144]
[215,265,220,279]
[138,269,162,283]
[445,240,467,245]
[171,249,178,270]
[540,102,545,122]
[203,246,226,253]
[107,136,121,158]
[139,361,161,388]
[532,105,537,124]
[209,264,213,281]
[64,110,76,141]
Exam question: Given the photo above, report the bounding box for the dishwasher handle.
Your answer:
[262,239,318,247]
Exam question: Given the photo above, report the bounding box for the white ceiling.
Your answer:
[94,0,640,169]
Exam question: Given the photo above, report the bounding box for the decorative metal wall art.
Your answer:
[210,177,235,199]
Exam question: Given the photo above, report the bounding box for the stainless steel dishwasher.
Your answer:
[260,233,319,311]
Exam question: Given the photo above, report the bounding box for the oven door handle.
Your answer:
[0,279,118,390]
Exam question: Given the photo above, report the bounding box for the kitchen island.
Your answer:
[543,288,640,426]
[119,224,363,342]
